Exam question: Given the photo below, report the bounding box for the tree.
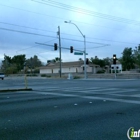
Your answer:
[79,58,83,61]
[136,55,140,68]
[48,57,62,64]
[1,55,12,73]
[12,55,26,71]
[26,55,42,68]
[121,47,135,70]
[133,44,140,68]
[103,57,111,66]
[90,56,105,67]
[1,54,26,74]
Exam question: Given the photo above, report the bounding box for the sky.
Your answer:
[0,0,140,64]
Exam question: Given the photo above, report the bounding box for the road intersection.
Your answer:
[0,78,140,140]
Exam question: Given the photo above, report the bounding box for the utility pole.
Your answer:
[58,26,62,77]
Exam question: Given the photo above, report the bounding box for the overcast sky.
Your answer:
[0,0,140,63]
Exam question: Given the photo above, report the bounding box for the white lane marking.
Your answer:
[44,87,137,95]
[36,92,79,97]
[56,88,117,92]
[35,91,140,105]
[83,96,140,104]
[43,87,102,91]
[66,87,101,90]
[131,94,140,97]
[81,90,138,96]
[46,88,138,97]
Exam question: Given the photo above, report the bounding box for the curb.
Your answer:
[0,88,32,92]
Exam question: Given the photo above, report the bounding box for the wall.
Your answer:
[40,69,52,74]
[40,66,98,74]
[53,68,60,74]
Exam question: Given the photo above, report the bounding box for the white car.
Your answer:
[0,73,5,80]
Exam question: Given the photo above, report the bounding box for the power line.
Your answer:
[0,20,139,45]
[16,38,57,53]
[61,37,109,45]
[0,27,138,45]
[33,0,140,25]
[1,2,140,35]
[0,27,110,45]
[1,20,140,39]
[0,3,65,21]
[0,27,57,38]
[1,1,140,26]
[83,44,110,49]
[0,21,56,33]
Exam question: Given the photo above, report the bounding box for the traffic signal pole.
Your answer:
[64,21,87,79]
[84,35,87,79]
[58,26,62,78]
[113,54,117,79]
[115,65,116,79]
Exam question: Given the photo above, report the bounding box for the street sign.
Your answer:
[74,52,88,55]
[74,52,83,55]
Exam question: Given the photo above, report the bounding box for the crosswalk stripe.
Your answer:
[35,91,140,105]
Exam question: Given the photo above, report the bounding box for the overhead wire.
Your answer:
[16,38,58,53]
[0,27,109,45]
[0,27,57,38]
[33,0,140,25]
[0,1,139,46]
[0,21,138,45]
[1,20,140,36]
[1,1,140,26]
[0,21,56,33]
[0,2,140,34]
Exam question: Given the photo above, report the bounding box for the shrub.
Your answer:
[41,74,47,77]
[41,74,51,77]
[27,74,38,77]
[73,76,81,79]
[46,75,51,78]
[97,70,105,74]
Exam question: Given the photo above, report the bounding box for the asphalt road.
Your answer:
[0,77,140,140]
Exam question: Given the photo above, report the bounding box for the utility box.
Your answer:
[67,73,73,80]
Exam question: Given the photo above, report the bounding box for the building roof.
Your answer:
[40,60,99,69]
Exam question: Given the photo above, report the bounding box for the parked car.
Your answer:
[0,73,5,80]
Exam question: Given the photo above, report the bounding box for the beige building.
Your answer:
[40,61,100,74]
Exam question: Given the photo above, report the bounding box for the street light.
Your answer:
[64,21,87,79]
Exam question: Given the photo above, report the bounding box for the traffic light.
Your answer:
[70,46,73,53]
[113,54,116,64]
[86,58,89,64]
[54,43,58,50]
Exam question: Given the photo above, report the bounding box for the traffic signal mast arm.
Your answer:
[35,42,84,53]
